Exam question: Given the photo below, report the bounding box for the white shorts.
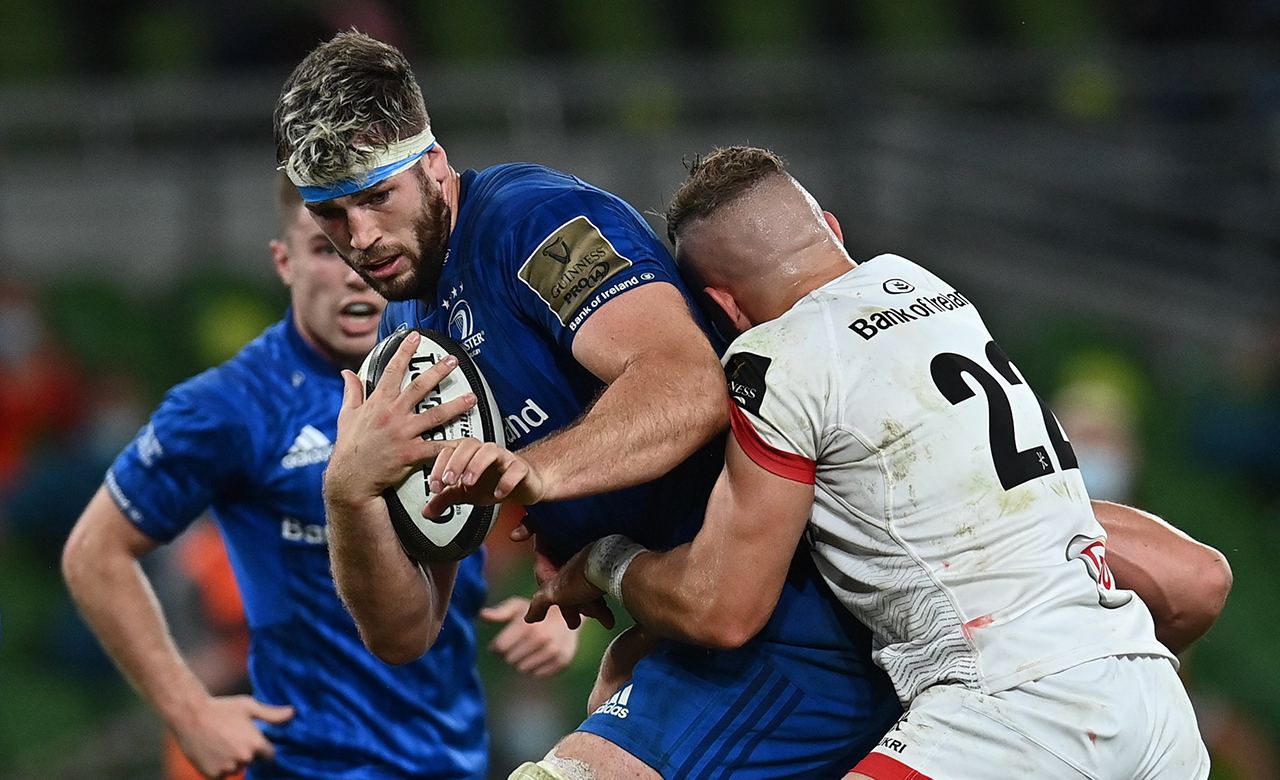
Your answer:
[853,654,1209,780]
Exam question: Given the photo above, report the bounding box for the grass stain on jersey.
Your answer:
[881,417,918,483]
[996,485,1037,517]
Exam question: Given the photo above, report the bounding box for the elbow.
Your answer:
[696,621,762,651]
[1206,549,1233,613]
[699,376,731,437]
[361,629,432,666]
[1157,548,1233,654]
[60,525,92,594]
[335,589,438,666]
[1186,549,1233,632]
[681,598,772,651]
[674,360,730,443]
[371,646,426,667]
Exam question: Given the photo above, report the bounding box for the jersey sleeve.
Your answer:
[723,319,833,485]
[505,188,684,352]
[106,373,253,543]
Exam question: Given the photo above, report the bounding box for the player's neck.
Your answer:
[768,253,855,320]
[292,312,362,372]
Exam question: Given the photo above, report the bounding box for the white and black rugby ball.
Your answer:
[357,328,505,564]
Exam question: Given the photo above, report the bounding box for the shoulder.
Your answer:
[857,253,961,296]
[163,321,293,422]
[724,306,836,413]
[463,164,571,229]
[469,163,594,206]
[465,164,651,243]
[733,299,834,364]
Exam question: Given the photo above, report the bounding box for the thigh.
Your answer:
[548,731,663,780]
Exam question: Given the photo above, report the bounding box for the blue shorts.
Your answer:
[579,556,902,780]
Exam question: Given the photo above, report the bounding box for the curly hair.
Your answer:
[273,31,430,187]
[664,146,787,244]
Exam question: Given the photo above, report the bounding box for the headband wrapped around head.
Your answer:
[282,129,436,203]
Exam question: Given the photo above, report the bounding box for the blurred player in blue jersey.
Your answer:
[275,32,902,780]
[61,175,580,780]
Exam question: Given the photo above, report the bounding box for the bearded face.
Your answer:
[341,166,452,303]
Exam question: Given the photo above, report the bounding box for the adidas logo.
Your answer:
[592,684,632,719]
[282,425,333,469]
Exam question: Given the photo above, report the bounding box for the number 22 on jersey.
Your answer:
[930,340,1079,491]
[929,340,1127,605]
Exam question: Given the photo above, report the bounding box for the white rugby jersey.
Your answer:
[725,254,1172,706]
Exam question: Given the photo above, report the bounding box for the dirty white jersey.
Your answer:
[724,254,1172,706]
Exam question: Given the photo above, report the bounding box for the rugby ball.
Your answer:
[357,328,505,564]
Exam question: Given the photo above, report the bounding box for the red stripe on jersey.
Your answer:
[852,752,934,780]
[728,400,816,485]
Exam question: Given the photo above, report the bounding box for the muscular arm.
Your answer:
[532,461,1232,656]
[323,457,458,664]
[62,487,292,777]
[531,433,810,649]
[322,333,475,663]
[1093,499,1232,654]
[428,282,727,511]
[525,282,728,500]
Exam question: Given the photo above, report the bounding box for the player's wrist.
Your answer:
[512,449,554,504]
[321,464,384,507]
[155,676,215,732]
[585,534,647,605]
[512,458,548,506]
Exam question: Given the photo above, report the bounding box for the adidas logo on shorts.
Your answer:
[592,684,632,719]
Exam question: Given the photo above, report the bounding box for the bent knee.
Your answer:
[509,734,661,780]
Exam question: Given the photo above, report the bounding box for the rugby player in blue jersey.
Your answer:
[276,32,902,780]
[61,176,580,780]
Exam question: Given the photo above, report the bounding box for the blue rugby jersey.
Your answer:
[381,163,726,563]
[387,164,902,776]
[380,164,876,656]
[108,314,488,780]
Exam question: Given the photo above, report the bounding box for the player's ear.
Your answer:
[270,239,294,287]
[703,286,751,334]
[422,144,450,185]
[822,211,844,244]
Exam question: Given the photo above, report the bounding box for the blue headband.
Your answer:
[283,130,437,203]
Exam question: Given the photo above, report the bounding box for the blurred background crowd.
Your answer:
[0,0,1278,778]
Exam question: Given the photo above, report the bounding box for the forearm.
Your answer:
[324,490,454,664]
[560,441,805,648]
[522,355,727,502]
[1093,499,1232,653]
[619,545,763,648]
[63,531,208,727]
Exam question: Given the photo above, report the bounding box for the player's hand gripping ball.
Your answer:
[357,328,505,564]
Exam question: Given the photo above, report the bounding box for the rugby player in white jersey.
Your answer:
[523,147,1230,780]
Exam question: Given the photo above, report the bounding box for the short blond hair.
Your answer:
[273,31,430,188]
[665,146,787,244]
